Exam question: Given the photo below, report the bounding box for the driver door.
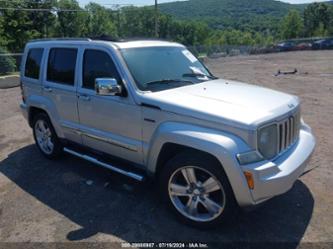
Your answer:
[77,47,143,165]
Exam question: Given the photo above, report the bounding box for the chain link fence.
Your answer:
[1,37,332,76]
[188,45,277,58]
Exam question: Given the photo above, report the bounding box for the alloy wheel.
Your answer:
[168,166,226,222]
[34,119,54,155]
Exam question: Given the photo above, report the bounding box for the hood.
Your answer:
[141,79,299,128]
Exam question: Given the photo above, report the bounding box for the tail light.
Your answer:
[20,81,26,103]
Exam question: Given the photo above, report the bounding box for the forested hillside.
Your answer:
[0,0,332,53]
[159,0,316,33]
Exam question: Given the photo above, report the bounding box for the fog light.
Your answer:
[237,150,263,165]
[244,171,254,190]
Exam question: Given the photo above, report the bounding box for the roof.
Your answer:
[113,40,183,49]
[27,37,183,49]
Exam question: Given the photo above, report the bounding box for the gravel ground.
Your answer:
[0,50,332,248]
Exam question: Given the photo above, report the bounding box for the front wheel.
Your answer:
[160,152,237,228]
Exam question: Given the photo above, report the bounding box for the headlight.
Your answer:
[258,124,278,159]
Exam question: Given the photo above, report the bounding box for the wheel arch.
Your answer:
[155,143,222,181]
[26,94,64,138]
[28,106,48,127]
[146,122,255,206]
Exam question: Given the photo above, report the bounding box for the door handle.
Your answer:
[43,86,53,92]
[79,94,91,101]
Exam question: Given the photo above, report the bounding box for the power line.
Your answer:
[0,4,134,12]
[0,7,87,12]
[0,0,51,4]
[0,0,129,3]
[0,0,132,6]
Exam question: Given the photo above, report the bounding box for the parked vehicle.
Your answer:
[295,42,312,51]
[20,38,315,228]
[275,41,296,52]
[312,38,333,50]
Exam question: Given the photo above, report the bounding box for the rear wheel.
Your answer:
[33,113,63,159]
[160,152,237,228]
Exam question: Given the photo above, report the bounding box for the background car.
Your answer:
[312,38,333,50]
[276,41,296,52]
[295,42,312,50]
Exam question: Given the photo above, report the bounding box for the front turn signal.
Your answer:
[244,171,254,190]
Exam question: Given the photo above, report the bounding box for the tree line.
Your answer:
[0,0,332,53]
[281,3,333,39]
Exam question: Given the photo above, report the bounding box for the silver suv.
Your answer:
[20,38,315,228]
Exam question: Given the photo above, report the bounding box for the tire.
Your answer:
[160,151,237,228]
[32,112,63,159]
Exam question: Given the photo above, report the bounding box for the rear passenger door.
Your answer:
[43,47,81,144]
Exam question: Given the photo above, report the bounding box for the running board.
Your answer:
[63,147,145,182]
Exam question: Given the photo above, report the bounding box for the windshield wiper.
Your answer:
[182,73,218,80]
[145,79,194,86]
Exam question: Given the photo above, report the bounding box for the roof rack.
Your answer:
[30,36,121,43]
[89,35,120,42]
[29,36,172,43]
[30,38,92,43]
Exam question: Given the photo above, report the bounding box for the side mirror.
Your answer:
[95,78,122,96]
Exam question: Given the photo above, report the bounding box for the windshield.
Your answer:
[120,46,215,92]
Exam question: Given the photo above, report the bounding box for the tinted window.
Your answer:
[83,49,121,89]
[25,48,44,79]
[47,48,77,85]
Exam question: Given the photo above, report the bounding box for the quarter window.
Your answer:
[47,48,77,85]
[25,48,44,79]
[82,49,121,89]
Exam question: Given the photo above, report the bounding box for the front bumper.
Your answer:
[241,123,315,204]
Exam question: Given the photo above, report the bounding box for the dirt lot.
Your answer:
[0,51,332,248]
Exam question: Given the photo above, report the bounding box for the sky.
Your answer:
[78,0,330,7]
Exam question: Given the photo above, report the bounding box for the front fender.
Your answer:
[147,122,255,206]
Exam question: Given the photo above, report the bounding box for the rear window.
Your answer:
[24,48,44,79]
[47,48,77,85]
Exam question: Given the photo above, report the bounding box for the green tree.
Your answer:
[303,3,332,37]
[158,14,173,39]
[0,15,7,47]
[0,47,16,75]
[280,10,303,39]
[328,6,333,35]
[26,0,57,38]
[0,0,39,52]
[120,6,155,38]
[85,3,117,37]
[55,0,88,37]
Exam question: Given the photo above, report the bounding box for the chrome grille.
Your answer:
[277,111,300,153]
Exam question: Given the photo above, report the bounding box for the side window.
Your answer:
[83,49,121,90]
[24,48,44,79]
[47,48,77,86]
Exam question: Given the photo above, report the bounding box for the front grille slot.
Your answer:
[277,112,300,154]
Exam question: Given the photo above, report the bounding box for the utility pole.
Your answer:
[154,0,159,37]
[116,4,121,36]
